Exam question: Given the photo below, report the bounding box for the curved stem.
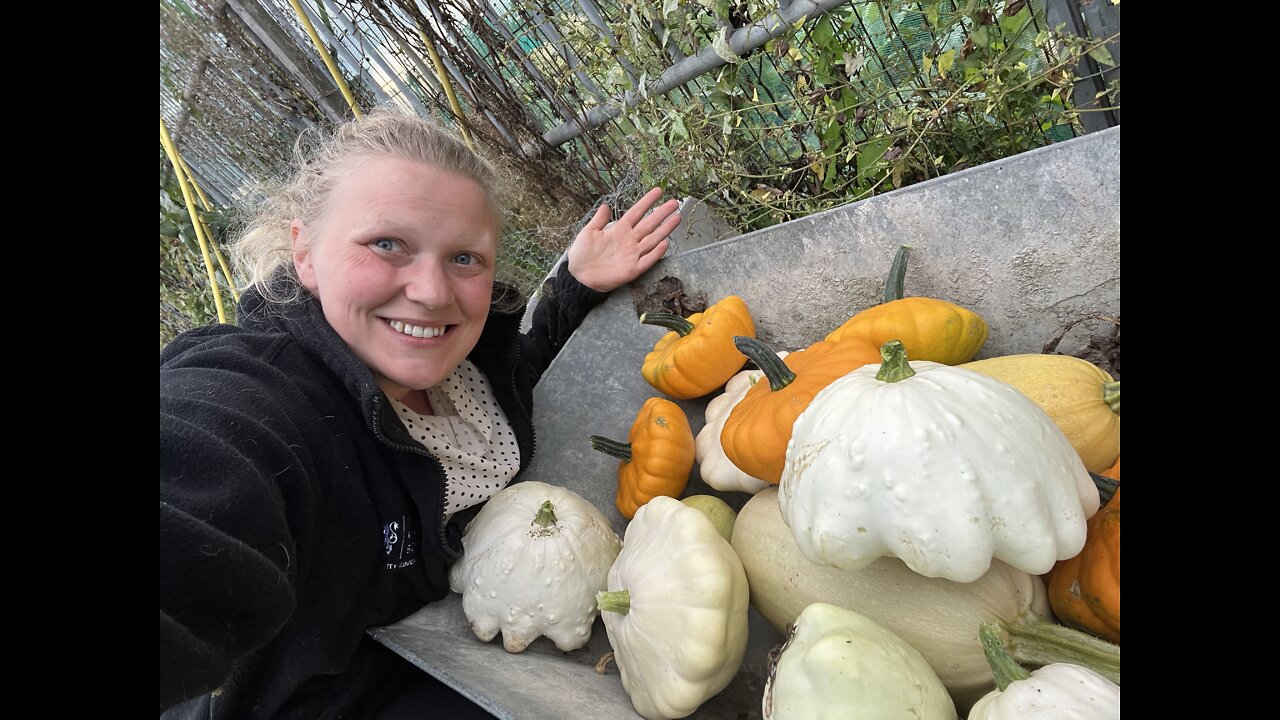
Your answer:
[734,336,795,392]
[590,435,632,462]
[640,312,695,336]
[875,340,916,383]
[1103,380,1120,414]
[980,623,1031,691]
[596,589,631,615]
[532,500,557,528]
[883,244,912,303]
[1005,618,1121,685]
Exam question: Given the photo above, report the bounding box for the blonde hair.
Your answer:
[230,108,501,303]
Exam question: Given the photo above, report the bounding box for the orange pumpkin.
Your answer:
[721,336,882,484]
[825,245,987,365]
[591,397,695,519]
[640,295,756,399]
[1048,487,1120,644]
[1100,455,1120,480]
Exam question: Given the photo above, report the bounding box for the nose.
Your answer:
[402,257,455,309]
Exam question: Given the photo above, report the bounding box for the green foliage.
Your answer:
[553,0,1117,231]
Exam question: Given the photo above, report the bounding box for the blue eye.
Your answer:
[372,238,398,252]
[454,252,477,265]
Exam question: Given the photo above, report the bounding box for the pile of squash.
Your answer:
[450,246,1120,719]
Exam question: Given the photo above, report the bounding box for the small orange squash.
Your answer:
[591,397,695,519]
[720,335,882,484]
[825,245,987,365]
[640,295,756,399]
[1047,487,1120,644]
[1099,455,1120,480]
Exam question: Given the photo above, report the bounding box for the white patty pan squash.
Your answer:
[968,624,1120,720]
[448,481,621,653]
[596,495,750,720]
[763,602,957,720]
[695,351,787,494]
[780,341,1099,583]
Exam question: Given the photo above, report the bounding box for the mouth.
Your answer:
[386,319,449,338]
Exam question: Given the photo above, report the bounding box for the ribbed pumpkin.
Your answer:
[591,397,695,519]
[960,354,1120,473]
[825,245,987,365]
[640,295,756,399]
[721,336,882,484]
[1047,487,1120,644]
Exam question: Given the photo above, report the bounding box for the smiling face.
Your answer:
[292,156,500,403]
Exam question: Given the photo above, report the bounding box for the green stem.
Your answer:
[1089,472,1118,506]
[1005,618,1121,685]
[734,336,795,392]
[883,244,912,303]
[533,500,557,528]
[979,623,1031,691]
[596,589,631,615]
[640,312,695,336]
[874,340,916,383]
[590,435,632,462]
[1102,380,1120,414]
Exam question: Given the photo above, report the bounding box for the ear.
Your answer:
[291,220,318,292]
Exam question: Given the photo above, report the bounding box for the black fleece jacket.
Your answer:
[159,266,606,719]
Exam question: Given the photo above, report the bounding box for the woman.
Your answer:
[160,109,681,719]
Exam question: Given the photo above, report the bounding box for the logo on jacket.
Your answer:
[382,515,418,570]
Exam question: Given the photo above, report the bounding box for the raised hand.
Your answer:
[567,187,683,292]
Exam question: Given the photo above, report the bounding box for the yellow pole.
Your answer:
[416,26,474,150]
[160,116,229,324]
[179,156,240,303]
[287,0,363,118]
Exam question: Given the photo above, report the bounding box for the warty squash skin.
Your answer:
[960,354,1120,473]
[448,481,621,653]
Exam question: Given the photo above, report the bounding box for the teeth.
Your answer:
[388,320,445,338]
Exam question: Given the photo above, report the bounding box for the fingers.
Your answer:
[632,198,682,238]
[636,238,671,272]
[619,187,666,227]
[585,202,612,231]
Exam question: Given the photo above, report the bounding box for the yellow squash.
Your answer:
[825,245,987,365]
[640,295,755,399]
[961,354,1120,473]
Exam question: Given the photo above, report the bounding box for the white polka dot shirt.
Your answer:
[390,360,521,519]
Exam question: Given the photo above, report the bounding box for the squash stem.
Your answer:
[979,623,1031,691]
[734,336,795,391]
[640,312,695,336]
[874,340,916,383]
[883,244,912,303]
[1089,472,1118,506]
[596,589,631,616]
[532,500,557,528]
[1102,380,1120,414]
[590,435,632,462]
[1005,618,1120,685]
